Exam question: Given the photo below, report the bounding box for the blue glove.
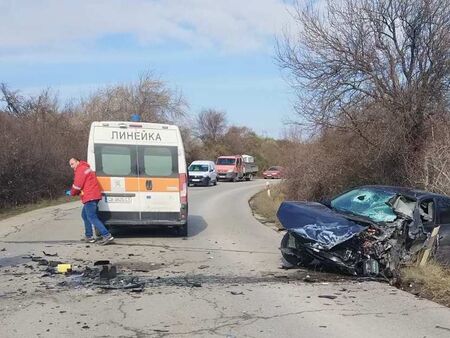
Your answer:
[65,190,71,196]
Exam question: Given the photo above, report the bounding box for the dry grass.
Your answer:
[249,182,285,228]
[0,196,73,221]
[401,261,450,307]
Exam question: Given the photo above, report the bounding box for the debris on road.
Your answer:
[318,295,337,300]
[42,251,58,257]
[56,264,72,274]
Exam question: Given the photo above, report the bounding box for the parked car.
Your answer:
[278,185,450,277]
[188,160,217,186]
[263,166,284,179]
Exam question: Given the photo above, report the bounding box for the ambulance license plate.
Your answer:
[105,196,132,203]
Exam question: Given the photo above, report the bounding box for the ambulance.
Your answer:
[87,121,188,236]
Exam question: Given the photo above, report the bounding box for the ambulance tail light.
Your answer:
[179,173,188,204]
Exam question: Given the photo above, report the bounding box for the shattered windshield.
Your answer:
[330,188,397,223]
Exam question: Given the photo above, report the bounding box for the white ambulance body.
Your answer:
[87,121,188,235]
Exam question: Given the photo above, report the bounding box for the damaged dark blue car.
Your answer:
[278,186,450,277]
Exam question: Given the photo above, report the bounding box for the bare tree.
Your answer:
[277,0,450,148]
[79,73,187,124]
[0,83,26,117]
[195,109,227,143]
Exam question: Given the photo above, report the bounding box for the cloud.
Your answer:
[0,0,295,56]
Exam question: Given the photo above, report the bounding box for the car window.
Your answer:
[419,199,435,225]
[437,198,450,224]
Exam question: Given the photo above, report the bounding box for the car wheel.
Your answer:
[213,179,217,186]
[280,232,313,267]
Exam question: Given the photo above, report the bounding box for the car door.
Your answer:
[94,143,141,221]
[138,145,180,217]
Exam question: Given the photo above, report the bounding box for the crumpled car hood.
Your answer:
[277,201,368,249]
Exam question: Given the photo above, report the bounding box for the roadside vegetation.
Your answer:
[249,182,285,228]
[277,0,450,200]
[400,262,450,307]
[0,76,295,211]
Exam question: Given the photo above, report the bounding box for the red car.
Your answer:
[263,166,284,179]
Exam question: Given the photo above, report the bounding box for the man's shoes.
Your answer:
[80,237,96,243]
[97,234,115,245]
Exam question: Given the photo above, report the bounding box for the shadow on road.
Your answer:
[110,214,208,239]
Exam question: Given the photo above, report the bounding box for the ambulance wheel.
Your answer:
[177,223,188,237]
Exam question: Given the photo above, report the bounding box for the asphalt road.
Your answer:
[0,179,449,337]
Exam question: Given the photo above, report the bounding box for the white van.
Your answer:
[188,160,217,186]
[87,121,188,236]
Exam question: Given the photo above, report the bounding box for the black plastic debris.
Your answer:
[318,295,338,300]
[99,265,117,280]
[42,251,58,257]
[94,260,110,266]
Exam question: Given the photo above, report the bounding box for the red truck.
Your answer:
[216,154,258,182]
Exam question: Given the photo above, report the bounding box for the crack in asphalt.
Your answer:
[118,299,127,320]
[155,308,330,337]
[1,224,27,239]
[0,240,279,255]
[107,320,150,338]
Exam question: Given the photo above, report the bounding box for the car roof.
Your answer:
[358,185,448,199]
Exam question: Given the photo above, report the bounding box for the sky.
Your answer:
[0,0,301,138]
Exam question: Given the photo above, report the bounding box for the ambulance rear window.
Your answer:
[97,145,133,176]
[141,146,178,177]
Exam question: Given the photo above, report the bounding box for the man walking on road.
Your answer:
[69,158,114,245]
